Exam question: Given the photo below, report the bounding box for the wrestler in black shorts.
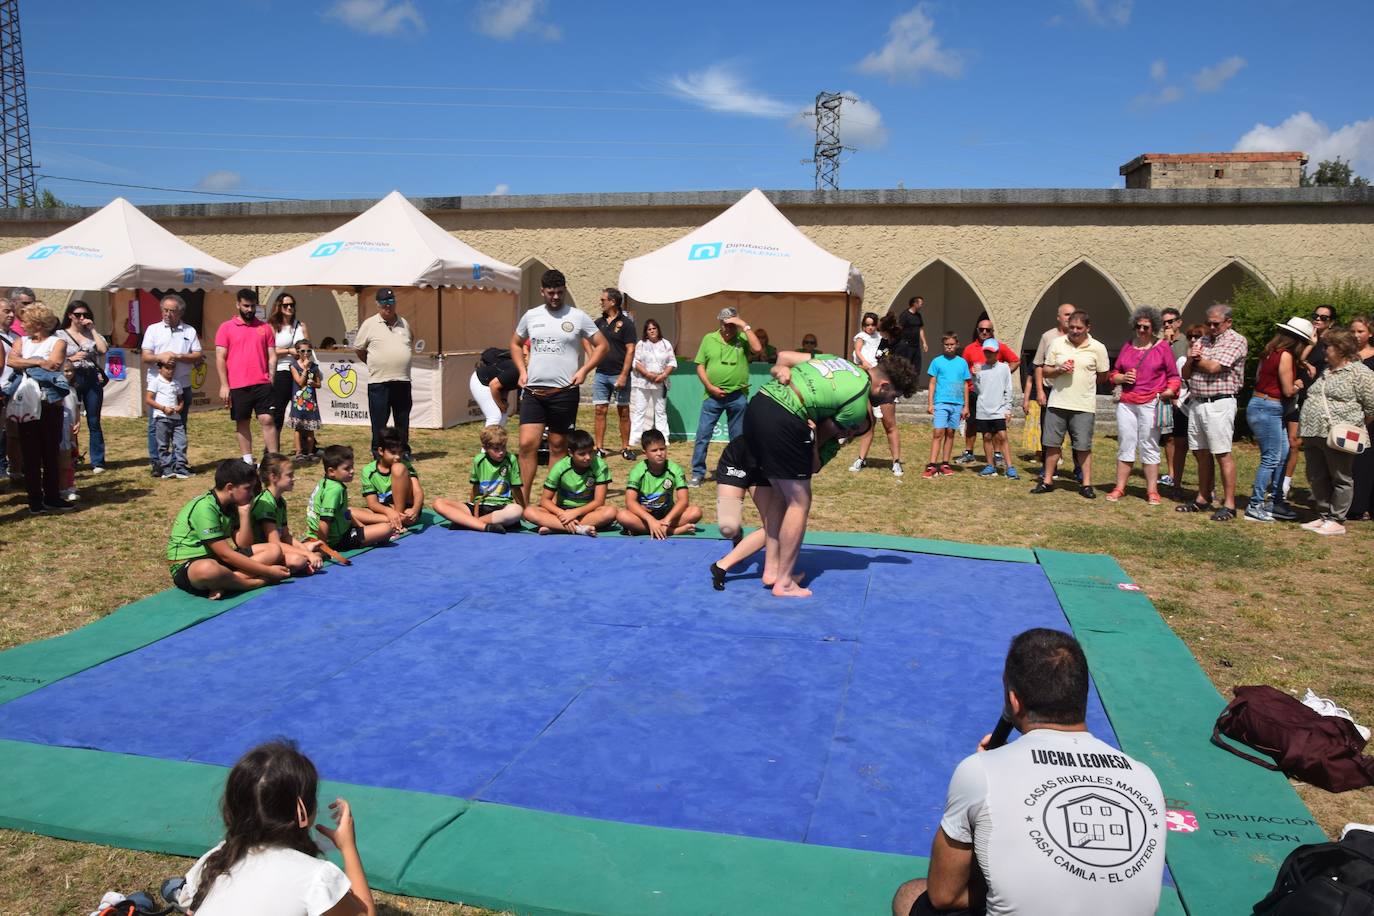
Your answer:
[518,386,579,433]
[742,394,815,481]
[229,382,274,422]
[715,436,770,489]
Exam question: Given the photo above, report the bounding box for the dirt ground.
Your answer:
[1,412,1370,914]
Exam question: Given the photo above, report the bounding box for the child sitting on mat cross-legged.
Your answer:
[359,426,424,533]
[617,428,701,538]
[248,452,324,576]
[434,424,526,533]
[165,458,291,600]
[305,445,396,556]
[524,428,618,536]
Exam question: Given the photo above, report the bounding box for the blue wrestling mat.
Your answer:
[0,529,1110,856]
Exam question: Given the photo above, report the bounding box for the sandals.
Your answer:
[1105,488,1125,502]
[1210,507,1236,522]
[1175,501,1213,513]
[1146,491,1162,506]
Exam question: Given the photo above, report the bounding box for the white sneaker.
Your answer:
[1314,520,1347,536]
[1304,689,1371,739]
[892,460,904,477]
[90,466,106,475]
[61,490,79,503]
[1300,518,1326,531]
[1343,823,1374,839]
[849,458,865,472]
[174,472,191,480]
[242,454,255,466]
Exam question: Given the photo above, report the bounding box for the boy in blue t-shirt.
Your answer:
[924,332,970,478]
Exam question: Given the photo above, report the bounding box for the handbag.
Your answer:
[1320,384,1366,454]
[5,374,41,422]
[1212,685,1374,792]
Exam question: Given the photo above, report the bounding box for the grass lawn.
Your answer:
[1,410,1372,913]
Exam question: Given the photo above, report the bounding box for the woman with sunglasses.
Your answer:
[1243,318,1311,521]
[56,300,108,473]
[1274,306,1336,516]
[1106,306,1179,504]
[850,312,904,476]
[268,292,308,432]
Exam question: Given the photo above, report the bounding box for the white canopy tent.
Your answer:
[617,189,864,355]
[226,190,520,353]
[0,197,238,291]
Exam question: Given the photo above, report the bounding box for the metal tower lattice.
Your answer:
[0,0,34,206]
[812,91,845,191]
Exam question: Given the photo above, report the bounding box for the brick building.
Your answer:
[1120,152,1307,189]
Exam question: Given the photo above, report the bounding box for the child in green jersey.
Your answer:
[524,428,617,536]
[359,426,424,532]
[247,453,324,575]
[166,459,290,599]
[434,424,526,533]
[304,445,396,553]
[617,429,701,538]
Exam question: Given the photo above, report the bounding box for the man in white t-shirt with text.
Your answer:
[509,268,608,503]
[893,628,1166,916]
[140,294,204,477]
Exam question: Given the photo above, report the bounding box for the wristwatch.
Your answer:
[743,324,752,332]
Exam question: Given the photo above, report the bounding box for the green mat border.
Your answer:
[0,525,1317,914]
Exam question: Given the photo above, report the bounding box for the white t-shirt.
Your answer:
[853,330,881,367]
[974,360,1014,420]
[21,335,59,362]
[274,321,305,371]
[141,321,203,389]
[515,304,599,388]
[178,842,351,916]
[940,728,1166,916]
[632,337,677,390]
[147,374,182,414]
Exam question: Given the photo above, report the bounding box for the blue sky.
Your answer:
[22,0,1374,205]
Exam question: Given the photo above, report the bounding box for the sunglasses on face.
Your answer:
[71,312,92,319]
[281,303,296,308]
[977,327,993,334]
[1135,324,1152,331]
[378,300,396,308]
[1314,314,1333,322]
[1205,320,1223,327]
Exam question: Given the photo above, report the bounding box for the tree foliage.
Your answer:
[1300,156,1371,188]
[1231,276,1374,372]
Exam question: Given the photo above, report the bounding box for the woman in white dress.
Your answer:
[630,319,676,445]
[268,292,308,429]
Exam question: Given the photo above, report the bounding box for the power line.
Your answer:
[31,84,702,114]
[37,140,775,163]
[36,173,300,201]
[32,124,787,149]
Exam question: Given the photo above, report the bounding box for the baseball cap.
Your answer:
[716,307,738,322]
[982,337,1000,351]
[376,288,397,304]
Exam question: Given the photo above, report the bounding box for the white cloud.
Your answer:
[1149,59,1167,82]
[793,92,888,150]
[474,0,560,40]
[855,4,964,84]
[1192,55,1245,92]
[1235,111,1374,173]
[666,65,795,119]
[196,170,243,192]
[489,183,510,195]
[1132,60,1181,108]
[1076,0,1132,27]
[324,0,425,36]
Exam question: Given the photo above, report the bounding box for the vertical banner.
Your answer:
[317,350,372,426]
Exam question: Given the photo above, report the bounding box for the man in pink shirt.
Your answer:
[215,288,279,464]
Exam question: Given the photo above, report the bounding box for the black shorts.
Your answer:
[1167,405,1190,436]
[743,394,814,481]
[519,386,580,433]
[230,383,275,421]
[908,891,984,916]
[715,436,769,490]
[170,546,252,597]
[466,501,509,517]
[333,525,367,551]
[643,503,673,521]
[975,418,1007,434]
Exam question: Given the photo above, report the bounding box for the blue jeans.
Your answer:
[154,416,188,475]
[148,386,191,470]
[1246,395,1287,503]
[690,389,748,479]
[74,372,106,468]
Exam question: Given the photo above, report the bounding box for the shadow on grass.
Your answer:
[1043,520,1316,569]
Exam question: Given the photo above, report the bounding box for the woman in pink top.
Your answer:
[1106,306,1180,504]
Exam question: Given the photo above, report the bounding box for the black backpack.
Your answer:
[1252,829,1374,915]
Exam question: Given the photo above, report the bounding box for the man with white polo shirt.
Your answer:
[510,268,609,504]
[140,294,203,478]
[891,628,1166,916]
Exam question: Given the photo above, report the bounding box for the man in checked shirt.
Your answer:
[1180,304,1248,521]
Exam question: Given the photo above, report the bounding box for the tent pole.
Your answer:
[844,292,851,353]
[436,287,443,353]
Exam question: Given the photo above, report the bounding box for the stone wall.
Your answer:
[1,187,1370,354]
[1121,153,1305,189]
